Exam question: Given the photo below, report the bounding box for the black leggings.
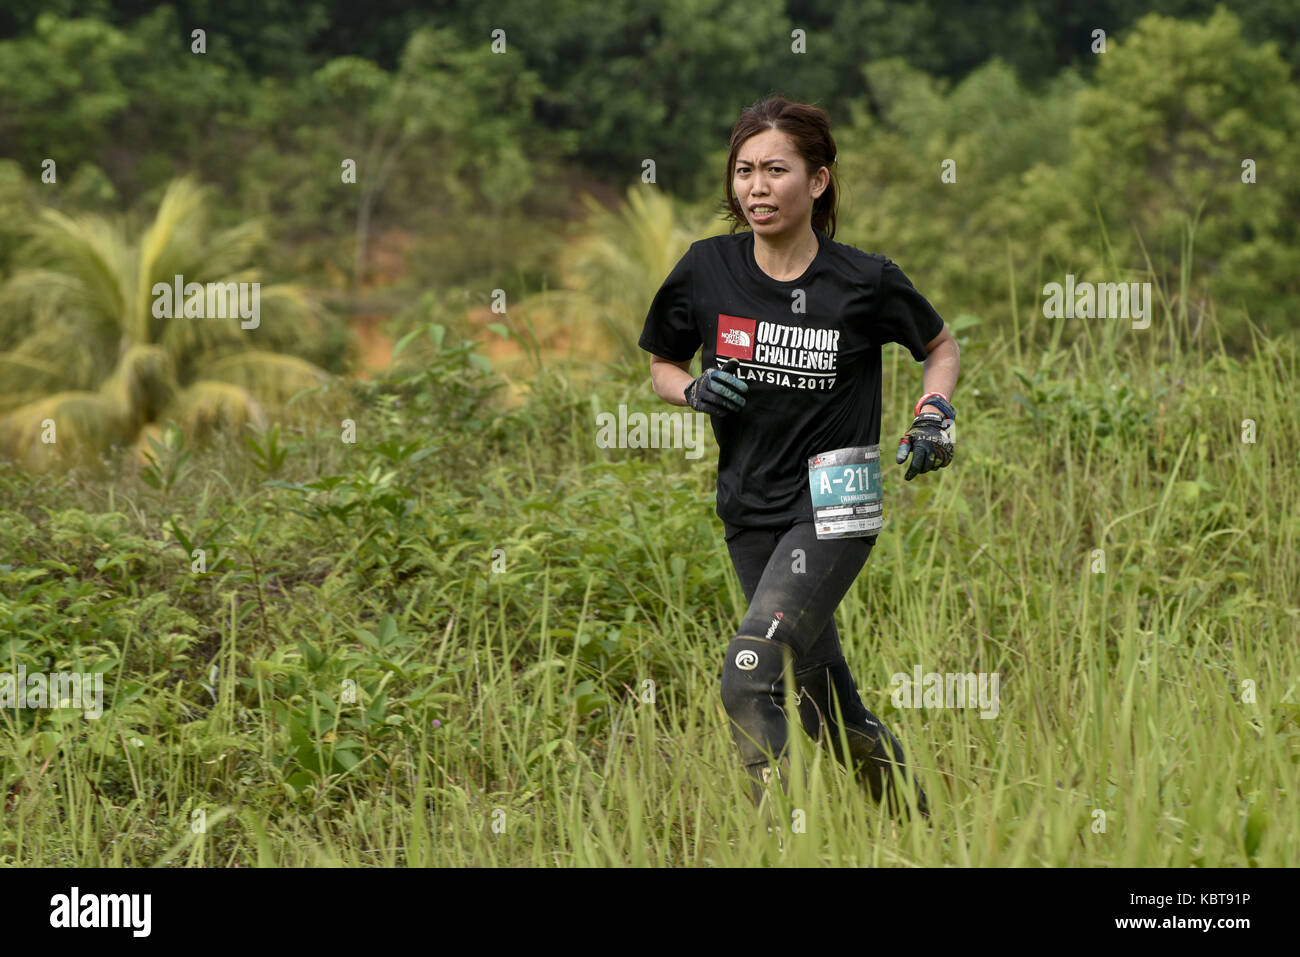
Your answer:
[721,520,926,815]
[724,520,874,670]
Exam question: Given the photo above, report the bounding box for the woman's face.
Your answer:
[733,128,827,239]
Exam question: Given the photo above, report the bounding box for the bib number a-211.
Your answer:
[807,445,882,540]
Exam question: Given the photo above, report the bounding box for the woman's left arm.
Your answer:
[918,326,960,416]
[895,325,960,480]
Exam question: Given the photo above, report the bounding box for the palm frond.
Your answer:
[27,207,135,335]
[162,379,268,443]
[137,176,214,337]
[202,350,334,406]
[0,319,114,405]
[98,343,177,435]
[0,268,91,338]
[189,220,267,282]
[154,280,325,362]
[138,176,210,279]
[245,282,329,345]
[153,276,263,361]
[513,186,707,367]
[0,390,130,470]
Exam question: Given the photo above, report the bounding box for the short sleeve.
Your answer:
[874,259,945,361]
[638,244,701,362]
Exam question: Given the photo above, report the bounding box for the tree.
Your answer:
[0,175,339,471]
[305,26,548,292]
[513,184,714,369]
[1069,5,1300,333]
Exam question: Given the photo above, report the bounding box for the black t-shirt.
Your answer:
[638,227,945,531]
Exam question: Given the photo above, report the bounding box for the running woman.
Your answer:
[638,96,959,819]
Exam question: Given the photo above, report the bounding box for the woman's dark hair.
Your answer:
[720,96,839,239]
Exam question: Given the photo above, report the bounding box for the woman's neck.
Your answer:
[753,227,820,281]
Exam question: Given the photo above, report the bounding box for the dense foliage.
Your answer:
[0,2,1295,866]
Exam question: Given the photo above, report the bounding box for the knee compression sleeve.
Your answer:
[720,635,793,771]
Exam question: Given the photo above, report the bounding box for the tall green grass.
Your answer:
[1,239,1295,866]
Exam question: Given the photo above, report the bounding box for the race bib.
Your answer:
[808,445,882,540]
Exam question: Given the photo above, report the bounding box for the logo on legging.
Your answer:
[735,649,759,671]
[764,611,784,639]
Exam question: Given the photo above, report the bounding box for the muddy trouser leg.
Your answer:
[793,659,929,818]
[722,521,928,817]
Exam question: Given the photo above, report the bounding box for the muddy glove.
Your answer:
[894,392,956,478]
[684,357,748,416]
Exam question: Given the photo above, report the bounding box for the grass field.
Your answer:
[1,269,1296,867]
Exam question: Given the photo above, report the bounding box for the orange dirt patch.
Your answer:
[351,312,394,380]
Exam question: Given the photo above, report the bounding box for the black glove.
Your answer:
[684,358,748,416]
[895,412,954,481]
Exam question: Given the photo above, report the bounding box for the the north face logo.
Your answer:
[717,313,756,360]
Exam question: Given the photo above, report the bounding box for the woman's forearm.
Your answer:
[919,339,960,414]
[651,362,694,406]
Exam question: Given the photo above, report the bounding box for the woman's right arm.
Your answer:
[649,354,694,407]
